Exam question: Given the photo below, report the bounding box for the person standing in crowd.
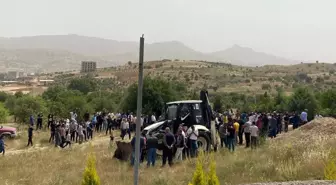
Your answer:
[151,113,156,124]
[54,124,61,147]
[187,125,198,158]
[130,133,145,166]
[233,119,240,145]
[27,125,33,147]
[36,113,43,130]
[29,114,34,127]
[269,114,278,138]
[261,113,269,137]
[146,132,158,167]
[60,124,66,146]
[61,132,71,148]
[78,123,84,144]
[47,114,53,129]
[250,121,259,149]
[291,112,300,130]
[283,113,289,132]
[227,118,235,152]
[243,119,252,148]
[87,120,93,140]
[277,113,282,134]
[162,127,175,167]
[121,118,130,140]
[0,135,7,155]
[106,114,113,135]
[70,120,77,142]
[238,117,244,145]
[175,128,185,162]
[49,120,56,143]
[218,122,228,148]
[300,109,308,126]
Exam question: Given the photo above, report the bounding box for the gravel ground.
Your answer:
[242,181,336,185]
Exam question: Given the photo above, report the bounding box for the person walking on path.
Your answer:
[27,125,34,147]
[250,122,259,149]
[146,132,158,167]
[162,127,176,167]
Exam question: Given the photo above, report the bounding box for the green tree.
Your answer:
[121,77,186,116]
[0,91,9,102]
[318,89,336,116]
[288,87,318,120]
[68,77,97,94]
[0,103,9,123]
[213,94,223,113]
[14,96,47,123]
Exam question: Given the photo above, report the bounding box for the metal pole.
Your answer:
[134,34,144,185]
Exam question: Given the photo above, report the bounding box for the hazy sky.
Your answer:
[1,0,335,62]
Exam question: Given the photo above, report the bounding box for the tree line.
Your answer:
[0,76,334,123]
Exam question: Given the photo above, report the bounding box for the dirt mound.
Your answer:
[298,117,336,135]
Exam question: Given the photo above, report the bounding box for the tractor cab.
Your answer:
[161,100,204,134]
[142,90,217,153]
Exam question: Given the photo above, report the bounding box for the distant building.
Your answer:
[81,61,97,73]
[7,71,19,80]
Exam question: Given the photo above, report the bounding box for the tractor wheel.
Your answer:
[197,132,210,152]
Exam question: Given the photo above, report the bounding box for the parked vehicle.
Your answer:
[0,125,17,138]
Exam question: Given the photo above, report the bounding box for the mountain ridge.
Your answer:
[0,34,299,72]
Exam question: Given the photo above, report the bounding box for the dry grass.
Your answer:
[1,118,336,185]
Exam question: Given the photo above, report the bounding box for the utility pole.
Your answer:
[134,34,144,185]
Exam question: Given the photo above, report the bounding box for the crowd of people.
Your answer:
[22,111,158,149]
[126,109,316,168]
[0,107,318,168]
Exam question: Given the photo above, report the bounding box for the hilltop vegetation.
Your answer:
[1,61,336,124]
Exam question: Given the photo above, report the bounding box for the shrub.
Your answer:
[82,153,100,185]
[190,153,220,185]
[191,153,207,185]
[324,150,336,180]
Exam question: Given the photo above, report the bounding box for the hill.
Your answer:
[211,45,296,66]
[0,35,301,72]
[73,60,336,95]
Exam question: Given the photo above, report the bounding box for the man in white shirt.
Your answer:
[243,120,252,148]
[187,125,198,158]
[250,122,259,149]
[151,114,156,124]
[121,118,130,140]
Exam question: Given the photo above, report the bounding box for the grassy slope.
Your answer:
[93,61,336,94]
[1,118,335,185]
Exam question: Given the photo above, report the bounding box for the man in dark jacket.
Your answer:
[36,113,43,130]
[130,134,145,166]
[27,125,33,147]
[146,132,158,167]
[162,127,176,167]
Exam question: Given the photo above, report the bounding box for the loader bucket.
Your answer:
[113,141,132,161]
